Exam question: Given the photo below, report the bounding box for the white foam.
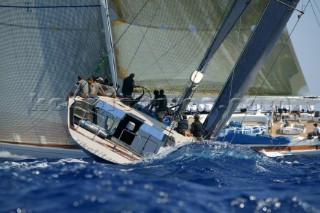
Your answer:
[56,158,88,164]
[261,150,286,157]
[0,150,33,160]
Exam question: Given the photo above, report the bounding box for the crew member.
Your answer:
[76,75,89,98]
[190,114,204,141]
[122,73,140,105]
[176,115,192,136]
[313,123,320,136]
[156,89,167,122]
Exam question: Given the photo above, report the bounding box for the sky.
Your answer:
[287,1,320,96]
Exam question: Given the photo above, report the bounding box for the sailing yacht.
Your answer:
[65,0,307,163]
[0,0,308,161]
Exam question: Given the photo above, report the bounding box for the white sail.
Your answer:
[109,0,309,95]
[0,0,109,146]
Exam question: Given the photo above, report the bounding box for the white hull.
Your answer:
[250,138,320,156]
[0,142,87,159]
[70,126,138,164]
[68,96,193,164]
[263,149,320,156]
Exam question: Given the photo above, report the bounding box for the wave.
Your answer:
[1,141,320,212]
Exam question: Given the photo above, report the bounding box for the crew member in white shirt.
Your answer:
[292,105,301,121]
[313,123,320,136]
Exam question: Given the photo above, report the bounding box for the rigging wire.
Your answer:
[134,12,205,80]
[301,0,305,10]
[0,1,151,58]
[0,3,102,31]
[275,0,305,14]
[0,4,100,9]
[310,1,320,27]
[130,1,176,91]
[125,1,178,101]
[109,0,150,56]
[71,0,151,83]
[0,21,102,31]
[126,1,162,72]
[313,0,320,14]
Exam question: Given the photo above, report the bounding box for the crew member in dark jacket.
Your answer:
[176,115,192,136]
[191,114,203,141]
[122,73,140,105]
[146,90,159,110]
[156,89,167,122]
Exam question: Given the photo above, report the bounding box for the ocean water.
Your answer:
[1,142,319,213]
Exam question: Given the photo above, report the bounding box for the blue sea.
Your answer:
[1,142,320,213]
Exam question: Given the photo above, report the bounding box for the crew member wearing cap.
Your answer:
[104,82,117,98]
[313,123,320,136]
[94,77,106,96]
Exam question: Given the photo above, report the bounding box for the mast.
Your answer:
[100,0,118,86]
[173,0,252,121]
[202,0,300,139]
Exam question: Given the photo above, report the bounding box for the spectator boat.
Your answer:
[216,114,320,156]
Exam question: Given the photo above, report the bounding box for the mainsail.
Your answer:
[203,0,300,139]
[0,0,109,145]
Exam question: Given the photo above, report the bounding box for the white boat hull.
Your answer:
[68,96,193,164]
[69,126,139,164]
[245,137,320,156]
